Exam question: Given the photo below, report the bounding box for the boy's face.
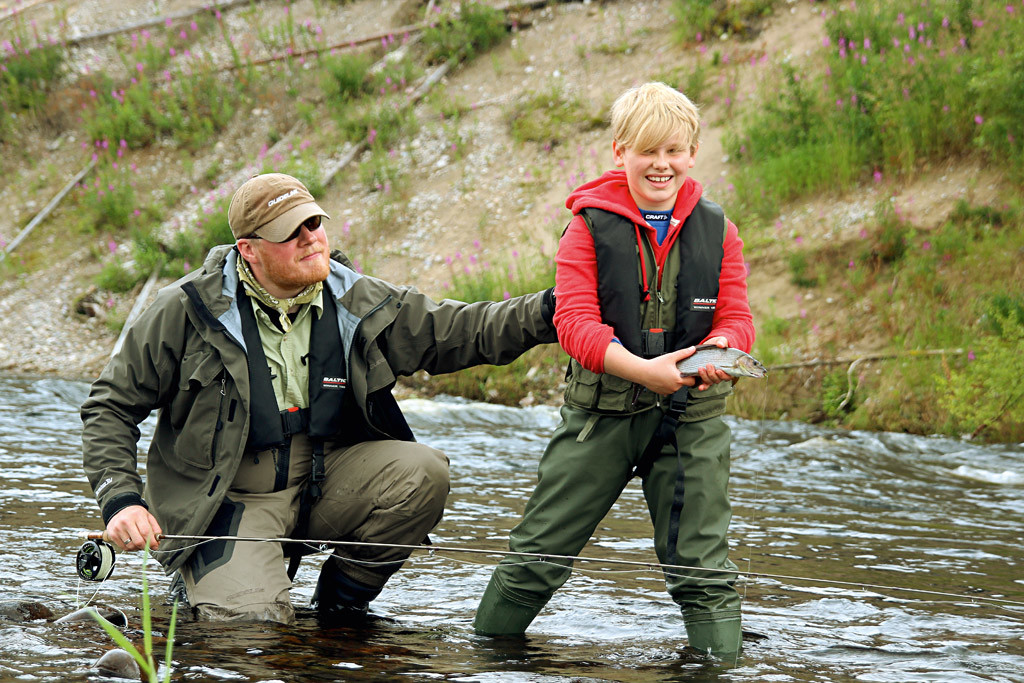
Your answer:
[613,133,697,212]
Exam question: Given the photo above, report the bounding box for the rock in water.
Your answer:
[95,648,141,679]
[0,600,55,622]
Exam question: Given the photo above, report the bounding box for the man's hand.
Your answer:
[693,336,732,391]
[103,505,162,552]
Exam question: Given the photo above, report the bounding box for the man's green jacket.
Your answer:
[81,245,556,573]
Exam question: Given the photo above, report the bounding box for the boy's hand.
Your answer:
[638,347,698,396]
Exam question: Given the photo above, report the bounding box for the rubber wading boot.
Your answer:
[311,560,383,625]
[685,617,742,660]
[473,577,543,636]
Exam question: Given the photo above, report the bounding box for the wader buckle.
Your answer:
[309,442,326,500]
[633,387,688,479]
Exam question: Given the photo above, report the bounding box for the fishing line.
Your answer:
[75,576,106,610]
[78,532,1024,607]
[737,371,771,603]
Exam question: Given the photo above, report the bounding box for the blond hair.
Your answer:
[610,82,701,154]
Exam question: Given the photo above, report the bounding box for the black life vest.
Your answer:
[239,281,348,451]
[584,196,725,357]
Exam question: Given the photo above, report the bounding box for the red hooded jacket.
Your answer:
[554,170,754,373]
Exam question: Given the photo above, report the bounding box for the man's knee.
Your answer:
[381,443,450,511]
[193,597,295,625]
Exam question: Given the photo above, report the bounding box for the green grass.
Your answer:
[709,0,1024,440]
[670,0,778,43]
[726,0,1024,228]
[744,198,1024,440]
[443,241,555,303]
[90,548,178,683]
[0,19,66,141]
[402,239,566,405]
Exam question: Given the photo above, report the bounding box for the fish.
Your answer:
[54,605,128,627]
[675,344,767,379]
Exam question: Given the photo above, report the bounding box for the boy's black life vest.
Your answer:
[583,197,725,358]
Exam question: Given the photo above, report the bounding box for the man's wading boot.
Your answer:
[311,558,383,625]
[473,576,543,636]
[685,617,742,661]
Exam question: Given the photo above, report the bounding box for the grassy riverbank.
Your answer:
[1,0,1021,441]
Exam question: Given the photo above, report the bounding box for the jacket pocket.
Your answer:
[168,350,226,470]
[564,360,634,413]
[678,381,732,423]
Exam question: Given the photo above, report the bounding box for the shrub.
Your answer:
[75,165,138,233]
[938,308,1024,440]
[165,201,233,277]
[421,2,507,65]
[820,368,854,420]
[786,251,818,288]
[507,86,602,147]
[320,52,372,104]
[96,258,140,293]
[443,241,555,304]
[725,0,1024,229]
[0,24,65,140]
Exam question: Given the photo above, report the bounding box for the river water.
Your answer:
[2,375,1023,682]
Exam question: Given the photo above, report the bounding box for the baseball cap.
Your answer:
[228,173,330,242]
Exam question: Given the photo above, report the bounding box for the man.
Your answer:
[82,173,556,624]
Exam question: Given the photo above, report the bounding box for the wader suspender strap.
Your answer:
[290,292,347,578]
[634,387,689,567]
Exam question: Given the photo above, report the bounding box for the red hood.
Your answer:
[564,170,704,224]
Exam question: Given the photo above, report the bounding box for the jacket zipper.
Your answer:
[652,237,665,411]
[211,375,226,464]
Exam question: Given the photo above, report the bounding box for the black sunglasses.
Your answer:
[248,215,323,242]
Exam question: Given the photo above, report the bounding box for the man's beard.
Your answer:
[261,251,329,292]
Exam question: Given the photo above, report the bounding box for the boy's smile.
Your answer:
[613,134,697,212]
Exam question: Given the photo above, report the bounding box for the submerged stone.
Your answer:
[0,600,55,622]
[95,648,141,680]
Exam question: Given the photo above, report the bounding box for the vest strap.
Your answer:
[280,406,310,436]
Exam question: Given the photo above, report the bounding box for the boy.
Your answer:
[473,82,754,657]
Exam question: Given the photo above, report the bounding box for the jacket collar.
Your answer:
[185,245,365,352]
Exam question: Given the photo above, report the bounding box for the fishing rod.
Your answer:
[77,532,1024,608]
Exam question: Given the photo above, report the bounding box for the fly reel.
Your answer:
[77,539,116,582]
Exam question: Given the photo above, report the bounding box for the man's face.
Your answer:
[239,216,331,298]
[613,133,697,212]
